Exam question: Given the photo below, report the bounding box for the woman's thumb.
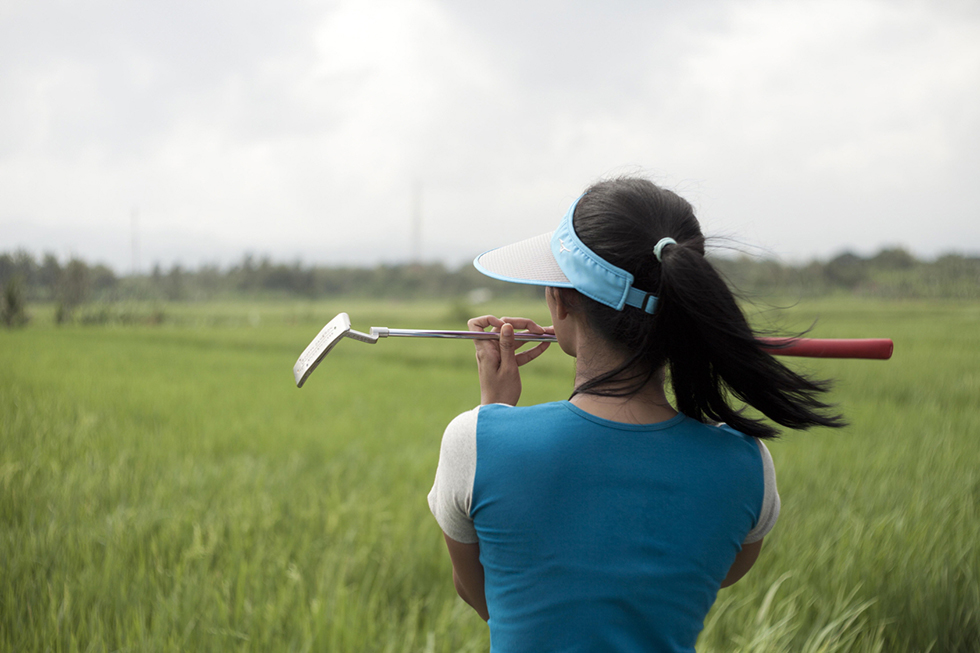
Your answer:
[498,323,516,365]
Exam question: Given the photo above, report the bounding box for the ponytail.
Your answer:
[569,177,845,439]
[656,239,845,438]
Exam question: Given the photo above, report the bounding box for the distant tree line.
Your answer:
[1,247,979,323]
[711,248,980,300]
[0,251,543,323]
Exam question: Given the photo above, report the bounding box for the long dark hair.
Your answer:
[568,177,845,439]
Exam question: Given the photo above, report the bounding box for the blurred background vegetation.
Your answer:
[2,247,979,328]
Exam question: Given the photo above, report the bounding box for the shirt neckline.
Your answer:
[558,400,688,432]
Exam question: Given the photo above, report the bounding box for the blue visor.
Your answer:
[474,195,658,314]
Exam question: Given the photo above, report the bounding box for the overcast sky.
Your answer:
[2,0,979,272]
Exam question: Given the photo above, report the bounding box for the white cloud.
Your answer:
[1,0,978,270]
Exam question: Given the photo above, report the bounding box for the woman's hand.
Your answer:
[468,315,553,406]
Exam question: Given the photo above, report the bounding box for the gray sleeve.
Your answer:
[744,439,780,544]
[427,407,480,544]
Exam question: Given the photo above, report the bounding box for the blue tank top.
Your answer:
[470,402,765,653]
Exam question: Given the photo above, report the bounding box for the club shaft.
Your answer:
[376,329,894,359]
[379,328,556,342]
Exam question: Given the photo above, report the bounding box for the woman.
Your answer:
[428,177,843,652]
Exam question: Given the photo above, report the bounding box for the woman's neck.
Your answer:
[569,352,677,425]
[552,297,677,425]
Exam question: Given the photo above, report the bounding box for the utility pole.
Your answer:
[131,207,140,275]
[411,181,422,264]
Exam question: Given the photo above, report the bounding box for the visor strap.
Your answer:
[625,287,659,314]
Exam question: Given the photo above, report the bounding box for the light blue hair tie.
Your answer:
[653,237,677,262]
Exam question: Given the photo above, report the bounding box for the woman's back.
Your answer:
[431,402,778,652]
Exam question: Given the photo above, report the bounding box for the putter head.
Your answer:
[294,312,381,387]
[293,312,352,388]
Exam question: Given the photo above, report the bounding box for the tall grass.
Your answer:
[1,298,977,651]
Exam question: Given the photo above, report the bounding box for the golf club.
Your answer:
[293,313,894,387]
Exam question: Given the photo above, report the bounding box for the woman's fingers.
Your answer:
[468,315,504,332]
[471,316,551,342]
[469,319,522,406]
[515,341,550,367]
[499,316,545,334]
[496,317,554,361]
[499,317,548,353]
[466,315,553,405]
[497,323,517,372]
[468,315,504,364]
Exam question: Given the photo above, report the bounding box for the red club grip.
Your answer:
[759,338,894,360]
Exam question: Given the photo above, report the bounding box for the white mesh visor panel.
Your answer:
[475,232,570,285]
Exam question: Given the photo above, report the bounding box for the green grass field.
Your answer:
[2,298,978,652]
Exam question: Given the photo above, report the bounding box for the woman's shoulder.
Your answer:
[466,402,579,446]
[476,401,567,416]
[707,420,753,440]
[445,402,567,439]
[695,420,773,476]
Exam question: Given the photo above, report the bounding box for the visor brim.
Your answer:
[473,231,573,287]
